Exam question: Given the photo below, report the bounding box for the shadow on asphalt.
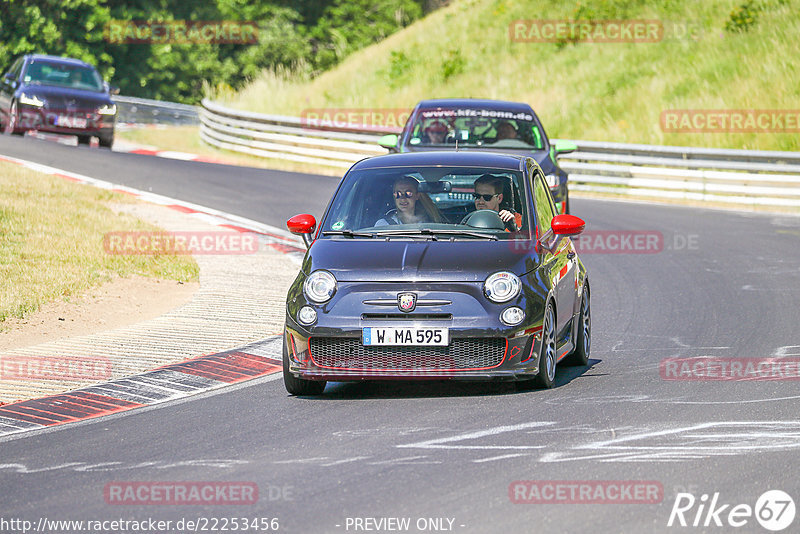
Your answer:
[291,359,601,400]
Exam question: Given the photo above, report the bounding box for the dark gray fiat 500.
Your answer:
[283,151,590,395]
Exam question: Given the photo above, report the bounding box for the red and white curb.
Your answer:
[0,153,306,437]
[0,152,307,262]
[0,338,283,438]
[24,131,233,165]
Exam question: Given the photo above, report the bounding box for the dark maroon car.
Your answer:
[0,54,117,147]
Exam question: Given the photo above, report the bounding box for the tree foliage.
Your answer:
[0,0,431,103]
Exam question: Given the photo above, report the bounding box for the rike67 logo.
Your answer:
[668,490,795,531]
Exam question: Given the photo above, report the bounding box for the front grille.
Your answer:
[309,337,506,371]
[361,313,452,321]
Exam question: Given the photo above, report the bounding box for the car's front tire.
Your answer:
[99,134,114,149]
[3,101,23,136]
[517,301,557,391]
[532,302,557,389]
[283,333,326,396]
[565,285,590,366]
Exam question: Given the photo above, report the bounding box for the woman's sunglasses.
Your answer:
[393,191,416,199]
[472,193,498,201]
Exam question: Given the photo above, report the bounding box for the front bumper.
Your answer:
[18,104,115,137]
[285,327,544,381]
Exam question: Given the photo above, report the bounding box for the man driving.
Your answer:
[473,174,522,230]
[425,120,448,145]
[495,120,518,141]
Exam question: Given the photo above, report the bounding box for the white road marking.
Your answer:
[367,456,440,465]
[472,453,530,463]
[539,421,800,463]
[319,456,371,467]
[273,457,330,465]
[774,345,800,356]
[397,421,555,450]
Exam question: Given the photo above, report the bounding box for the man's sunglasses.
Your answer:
[394,191,416,199]
[472,193,498,201]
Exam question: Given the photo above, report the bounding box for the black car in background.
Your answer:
[283,151,590,395]
[0,54,118,147]
[380,98,576,214]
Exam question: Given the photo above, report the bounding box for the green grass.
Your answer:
[214,0,800,152]
[0,162,199,323]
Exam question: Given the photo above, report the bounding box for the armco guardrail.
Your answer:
[115,95,199,126]
[200,99,800,207]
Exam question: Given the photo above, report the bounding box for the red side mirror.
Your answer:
[287,213,316,235]
[552,214,585,236]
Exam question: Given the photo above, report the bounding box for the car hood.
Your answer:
[304,238,537,282]
[20,84,113,109]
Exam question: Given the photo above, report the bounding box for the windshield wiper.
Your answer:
[372,228,439,241]
[374,228,498,241]
[427,229,499,240]
[322,230,377,238]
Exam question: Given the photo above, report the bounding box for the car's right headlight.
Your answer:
[303,270,337,303]
[18,93,44,107]
[97,104,117,115]
[545,173,559,188]
[484,271,521,303]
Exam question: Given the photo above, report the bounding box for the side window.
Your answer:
[7,58,23,79]
[533,170,555,235]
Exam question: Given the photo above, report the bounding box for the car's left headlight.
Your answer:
[303,270,337,304]
[19,94,44,107]
[545,173,559,188]
[484,271,521,303]
[97,104,117,115]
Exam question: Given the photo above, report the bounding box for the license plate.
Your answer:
[362,327,448,346]
[57,115,87,128]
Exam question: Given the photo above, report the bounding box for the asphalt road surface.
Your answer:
[2,135,800,534]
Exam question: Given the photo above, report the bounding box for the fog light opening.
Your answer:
[298,306,317,325]
[501,306,525,326]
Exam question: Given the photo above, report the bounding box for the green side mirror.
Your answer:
[554,140,578,155]
[378,134,398,149]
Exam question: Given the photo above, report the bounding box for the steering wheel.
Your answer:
[460,209,506,230]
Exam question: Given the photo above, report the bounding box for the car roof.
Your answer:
[26,54,93,68]
[351,151,528,172]
[414,98,534,113]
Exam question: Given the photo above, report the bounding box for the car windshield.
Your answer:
[406,108,547,150]
[23,60,105,92]
[321,165,531,240]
